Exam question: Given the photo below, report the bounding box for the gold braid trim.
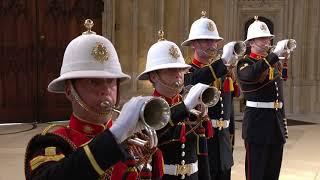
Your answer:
[207,64,221,89]
[30,154,65,171]
[263,58,274,80]
[83,145,105,176]
[41,124,68,135]
[207,64,218,80]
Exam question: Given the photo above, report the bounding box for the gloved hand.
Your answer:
[184,83,210,110]
[221,41,236,64]
[110,96,146,143]
[144,126,158,148]
[273,39,288,57]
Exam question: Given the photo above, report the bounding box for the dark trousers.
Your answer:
[211,169,230,180]
[163,172,198,180]
[208,131,232,180]
[245,142,284,180]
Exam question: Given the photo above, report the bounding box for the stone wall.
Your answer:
[101,0,320,113]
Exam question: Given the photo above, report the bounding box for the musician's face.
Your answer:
[150,68,187,97]
[65,78,117,122]
[192,39,220,63]
[250,37,272,54]
[194,39,219,50]
[157,68,186,85]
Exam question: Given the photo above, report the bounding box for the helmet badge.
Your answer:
[169,45,180,59]
[91,42,109,63]
[260,24,268,32]
[208,21,215,32]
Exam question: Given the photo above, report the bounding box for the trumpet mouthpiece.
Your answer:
[100,101,114,111]
[175,81,182,87]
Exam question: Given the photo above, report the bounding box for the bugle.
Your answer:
[270,39,297,59]
[183,85,221,117]
[233,41,247,58]
[101,96,171,131]
[200,86,221,107]
[211,41,247,65]
[226,41,247,66]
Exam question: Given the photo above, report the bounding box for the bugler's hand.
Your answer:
[184,83,210,110]
[110,96,146,143]
[273,39,288,57]
[221,41,237,64]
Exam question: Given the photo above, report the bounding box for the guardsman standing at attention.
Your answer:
[236,16,291,180]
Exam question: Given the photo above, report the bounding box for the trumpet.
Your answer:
[233,41,247,58]
[200,86,221,107]
[226,41,247,66]
[270,39,297,59]
[282,39,297,59]
[210,41,247,65]
[100,96,171,131]
[183,85,221,107]
[282,39,297,52]
[101,97,170,173]
[183,85,221,116]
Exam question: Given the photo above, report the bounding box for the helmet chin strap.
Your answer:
[154,72,183,93]
[69,82,112,119]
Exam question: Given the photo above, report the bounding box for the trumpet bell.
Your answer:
[286,39,297,51]
[140,97,171,130]
[183,85,221,108]
[233,41,246,57]
[202,86,221,107]
[101,97,171,131]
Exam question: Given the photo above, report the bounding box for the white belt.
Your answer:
[211,119,230,130]
[246,100,283,109]
[164,161,198,176]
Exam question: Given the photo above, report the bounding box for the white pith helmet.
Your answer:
[181,11,223,46]
[48,19,130,93]
[137,30,191,80]
[245,16,274,42]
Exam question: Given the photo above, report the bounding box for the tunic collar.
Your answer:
[192,58,206,68]
[249,52,267,60]
[152,90,181,105]
[69,114,111,137]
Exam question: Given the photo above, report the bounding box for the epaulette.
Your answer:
[24,124,76,180]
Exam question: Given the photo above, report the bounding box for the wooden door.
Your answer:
[36,0,103,122]
[0,0,37,123]
[0,0,103,123]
